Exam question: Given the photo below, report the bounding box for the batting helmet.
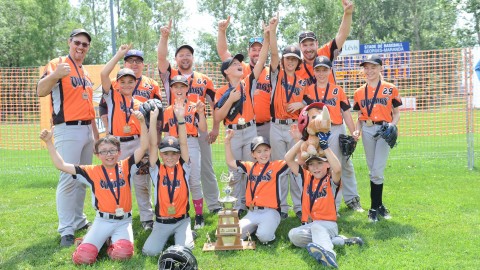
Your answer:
[158,245,198,270]
[298,102,325,139]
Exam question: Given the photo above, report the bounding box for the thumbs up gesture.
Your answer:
[53,57,71,79]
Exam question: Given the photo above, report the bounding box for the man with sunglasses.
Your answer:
[37,28,98,247]
[217,16,272,139]
[297,0,354,86]
[158,20,222,229]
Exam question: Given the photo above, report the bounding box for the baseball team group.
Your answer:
[37,0,403,268]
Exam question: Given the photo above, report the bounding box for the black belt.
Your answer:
[256,121,270,127]
[363,121,386,125]
[156,214,189,224]
[272,118,296,125]
[118,136,137,142]
[65,120,92,126]
[98,212,132,220]
[227,120,254,130]
[249,206,265,210]
[187,134,198,138]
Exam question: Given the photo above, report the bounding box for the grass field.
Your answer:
[1,140,480,269]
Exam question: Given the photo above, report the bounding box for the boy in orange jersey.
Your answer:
[163,75,207,229]
[224,133,290,244]
[142,99,194,256]
[39,108,155,265]
[101,44,156,230]
[214,21,271,215]
[304,56,363,214]
[269,15,308,219]
[285,126,363,268]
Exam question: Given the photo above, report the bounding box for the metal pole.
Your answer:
[109,0,116,56]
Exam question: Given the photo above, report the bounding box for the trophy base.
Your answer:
[202,240,256,251]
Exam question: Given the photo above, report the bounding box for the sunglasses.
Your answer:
[125,58,143,64]
[299,32,317,42]
[72,40,90,48]
[249,37,264,46]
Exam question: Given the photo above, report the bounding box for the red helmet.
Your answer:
[298,102,325,138]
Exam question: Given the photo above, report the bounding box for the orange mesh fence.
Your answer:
[1,48,478,169]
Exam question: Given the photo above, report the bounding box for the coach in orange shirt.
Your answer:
[37,28,98,247]
[296,0,354,87]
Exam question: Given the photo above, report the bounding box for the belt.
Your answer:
[98,211,132,220]
[156,214,189,224]
[65,120,92,126]
[363,121,385,125]
[117,135,139,142]
[187,134,198,138]
[227,120,254,130]
[272,118,297,125]
[256,121,270,127]
[249,206,265,210]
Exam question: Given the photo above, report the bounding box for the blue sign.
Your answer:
[360,42,410,54]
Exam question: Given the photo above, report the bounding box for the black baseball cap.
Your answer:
[124,49,144,61]
[305,155,328,164]
[70,28,91,42]
[282,45,302,60]
[251,136,271,152]
[360,54,383,66]
[175,44,194,57]
[313,56,332,69]
[116,68,136,81]
[248,37,264,47]
[221,53,244,78]
[298,31,317,43]
[159,136,180,153]
[170,75,189,87]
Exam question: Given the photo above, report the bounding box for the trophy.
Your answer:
[203,172,255,251]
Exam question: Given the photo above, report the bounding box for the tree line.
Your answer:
[0,0,478,67]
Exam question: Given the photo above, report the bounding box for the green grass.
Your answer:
[1,144,480,269]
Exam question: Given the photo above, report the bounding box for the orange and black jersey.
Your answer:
[214,73,256,126]
[304,83,351,125]
[236,160,290,211]
[162,101,200,137]
[270,66,308,120]
[150,158,191,219]
[297,166,338,222]
[39,56,95,125]
[104,88,142,136]
[111,76,162,103]
[296,39,340,87]
[160,64,215,105]
[74,155,138,214]
[251,66,272,124]
[353,80,402,123]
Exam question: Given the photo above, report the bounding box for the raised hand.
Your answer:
[53,57,71,79]
[269,12,279,29]
[131,109,145,123]
[117,44,132,56]
[173,97,185,119]
[218,16,231,32]
[160,19,172,38]
[289,124,302,141]
[342,0,354,15]
[39,127,54,143]
[195,100,205,114]
[318,131,331,150]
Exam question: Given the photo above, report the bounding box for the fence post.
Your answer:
[464,48,474,170]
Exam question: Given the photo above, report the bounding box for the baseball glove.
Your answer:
[139,99,164,126]
[339,134,357,159]
[374,123,398,149]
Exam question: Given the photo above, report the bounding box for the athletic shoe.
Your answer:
[368,209,378,223]
[344,237,364,246]
[211,208,222,215]
[346,197,365,212]
[306,242,338,268]
[295,211,302,220]
[192,230,198,240]
[237,209,247,218]
[280,212,289,220]
[141,220,154,231]
[377,205,392,219]
[76,222,91,231]
[194,214,205,229]
[60,234,75,247]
